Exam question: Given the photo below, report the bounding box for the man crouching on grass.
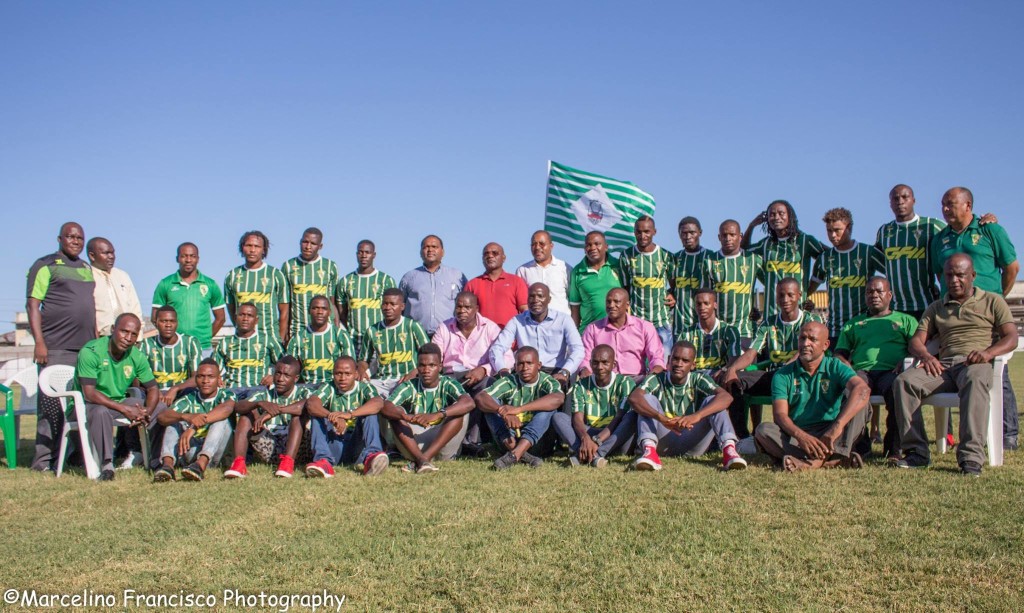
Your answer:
[754,321,870,472]
[302,356,389,478]
[477,346,565,470]
[224,356,312,479]
[153,359,235,482]
[382,343,475,474]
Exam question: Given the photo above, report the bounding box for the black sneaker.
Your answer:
[519,451,543,468]
[181,462,205,482]
[492,451,517,471]
[1004,438,1019,451]
[152,466,176,482]
[959,461,982,477]
[893,453,930,469]
[98,469,116,481]
[461,442,488,458]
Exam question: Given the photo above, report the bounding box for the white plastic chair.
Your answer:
[38,365,151,479]
[902,352,1014,467]
[2,366,39,451]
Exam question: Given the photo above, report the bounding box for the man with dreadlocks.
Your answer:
[742,200,825,320]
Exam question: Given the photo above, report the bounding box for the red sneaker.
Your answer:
[945,433,956,448]
[305,458,335,479]
[363,451,389,476]
[224,457,247,479]
[722,443,748,470]
[634,444,662,471]
[275,455,295,478]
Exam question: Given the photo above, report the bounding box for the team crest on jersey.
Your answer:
[317,270,325,282]
[820,379,830,394]
[177,354,186,366]
[656,261,664,275]
[327,341,335,353]
[123,364,133,379]
[854,258,862,270]
[892,322,900,331]
[739,265,748,277]
[914,229,923,242]
[199,285,209,297]
[261,278,269,290]
[398,332,407,344]
[972,234,981,245]
[631,257,638,268]
[371,282,379,294]
[253,342,262,354]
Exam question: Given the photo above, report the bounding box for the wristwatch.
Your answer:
[591,434,602,445]
[440,408,448,420]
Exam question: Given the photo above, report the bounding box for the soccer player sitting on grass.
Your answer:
[754,321,870,472]
[382,343,475,473]
[303,356,389,478]
[358,288,429,398]
[628,341,747,471]
[553,344,637,468]
[224,356,312,479]
[153,359,235,482]
[286,295,354,385]
[477,346,565,470]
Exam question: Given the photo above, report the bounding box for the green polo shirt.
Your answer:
[75,337,156,402]
[568,256,621,332]
[930,216,1017,295]
[152,270,226,349]
[835,311,917,372]
[771,355,856,428]
[920,289,1014,359]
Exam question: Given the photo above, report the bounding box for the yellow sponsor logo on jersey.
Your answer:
[715,281,752,294]
[885,246,926,260]
[379,351,414,365]
[154,371,188,385]
[227,359,266,369]
[828,276,866,288]
[236,291,272,304]
[303,358,335,372]
[765,260,802,274]
[769,350,797,364]
[351,298,382,309]
[633,276,666,289]
[695,357,725,369]
[585,414,614,427]
[293,283,328,295]
[674,276,700,289]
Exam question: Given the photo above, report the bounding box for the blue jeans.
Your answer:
[656,325,673,363]
[310,415,383,466]
[637,394,737,456]
[160,420,232,465]
[551,411,637,457]
[484,411,554,446]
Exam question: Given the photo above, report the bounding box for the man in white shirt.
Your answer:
[516,230,571,315]
[87,237,143,337]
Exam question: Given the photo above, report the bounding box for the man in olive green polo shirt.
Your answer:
[754,321,870,471]
[152,242,226,352]
[75,313,161,481]
[569,231,622,333]
[893,254,1019,476]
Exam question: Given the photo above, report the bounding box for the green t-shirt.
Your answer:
[75,337,155,402]
[359,316,429,380]
[671,247,710,332]
[138,334,203,390]
[214,332,284,388]
[314,380,380,429]
[640,370,719,418]
[703,250,763,336]
[484,372,562,424]
[246,385,311,431]
[750,310,824,371]
[617,245,674,327]
[749,232,825,318]
[286,324,355,384]
[570,373,635,427]
[389,376,466,423]
[281,256,340,339]
[336,270,397,339]
[810,242,886,337]
[170,387,236,438]
[568,256,622,333]
[151,270,226,349]
[676,320,742,371]
[835,311,918,372]
[930,216,1017,295]
[224,263,290,339]
[771,355,856,428]
[875,215,945,313]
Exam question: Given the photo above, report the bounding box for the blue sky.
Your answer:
[2,2,1021,328]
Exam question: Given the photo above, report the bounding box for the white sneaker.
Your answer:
[117,452,142,470]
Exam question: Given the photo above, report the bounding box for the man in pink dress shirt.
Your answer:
[432,291,512,455]
[579,288,666,381]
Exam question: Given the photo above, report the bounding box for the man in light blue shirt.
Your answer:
[399,235,468,337]
[490,283,584,391]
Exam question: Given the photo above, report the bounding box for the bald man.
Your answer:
[754,321,870,471]
[464,242,528,328]
[892,254,1018,475]
[579,288,665,380]
[516,230,571,315]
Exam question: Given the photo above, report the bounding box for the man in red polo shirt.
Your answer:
[464,242,528,328]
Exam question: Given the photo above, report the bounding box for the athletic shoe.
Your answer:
[305,459,335,479]
[1004,438,1019,451]
[416,461,439,474]
[275,455,295,478]
[634,445,662,471]
[152,466,175,482]
[893,453,930,469]
[564,455,581,468]
[590,456,608,469]
[98,469,115,481]
[492,451,517,471]
[722,443,748,470]
[959,461,982,477]
[181,462,205,481]
[117,451,142,471]
[363,451,389,476]
[945,433,956,448]
[519,451,543,468]
[224,457,248,479]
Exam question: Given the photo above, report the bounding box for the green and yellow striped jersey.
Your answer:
[224,263,290,339]
[640,370,719,418]
[138,334,202,389]
[246,385,311,431]
[749,232,825,318]
[314,380,379,430]
[359,316,429,380]
[875,216,945,313]
[169,387,236,438]
[617,245,674,327]
[675,320,742,371]
[281,256,340,338]
[569,373,635,427]
[285,324,355,384]
[671,247,710,332]
[810,242,885,337]
[336,270,397,340]
[484,372,562,424]
[214,332,284,388]
[703,250,763,336]
[749,310,823,371]
[389,376,466,424]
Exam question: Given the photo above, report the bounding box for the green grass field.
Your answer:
[2,364,1023,612]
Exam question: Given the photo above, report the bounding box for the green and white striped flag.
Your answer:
[544,161,657,250]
